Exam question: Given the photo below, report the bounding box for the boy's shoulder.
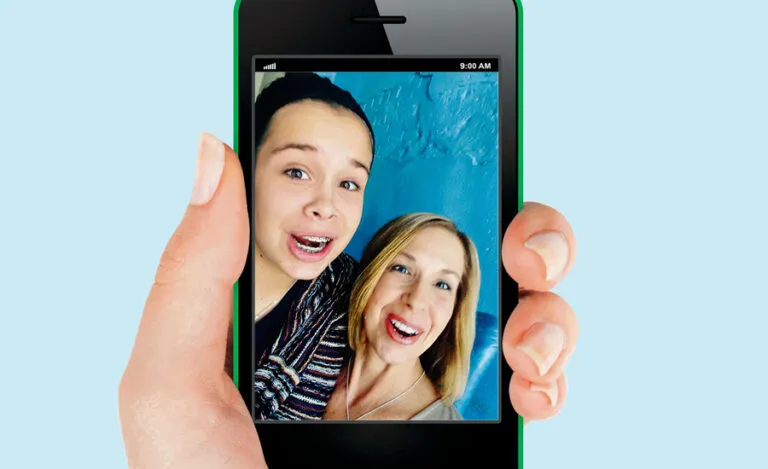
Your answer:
[325,252,360,286]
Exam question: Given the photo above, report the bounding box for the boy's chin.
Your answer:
[285,262,331,281]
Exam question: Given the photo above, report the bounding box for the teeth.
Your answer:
[390,318,419,336]
[303,236,331,242]
[293,235,331,253]
[294,239,325,253]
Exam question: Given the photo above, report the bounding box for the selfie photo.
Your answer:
[251,68,500,422]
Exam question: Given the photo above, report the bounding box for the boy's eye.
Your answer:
[340,180,360,191]
[285,168,308,180]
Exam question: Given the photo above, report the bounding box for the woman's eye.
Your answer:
[435,281,452,291]
[391,264,409,275]
[285,168,308,180]
[340,180,360,191]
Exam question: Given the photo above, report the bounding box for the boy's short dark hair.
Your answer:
[253,73,375,161]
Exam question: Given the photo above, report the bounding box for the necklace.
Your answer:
[345,358,426,421]
[254,280,297,322]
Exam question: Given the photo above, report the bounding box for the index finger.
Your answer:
[501,202,577,292]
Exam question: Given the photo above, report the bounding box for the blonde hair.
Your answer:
[348,213,481,404]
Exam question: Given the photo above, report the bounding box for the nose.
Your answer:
[304,184,337,220]
[403,278,430,314]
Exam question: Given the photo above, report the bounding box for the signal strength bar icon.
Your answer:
[263,63,277,70]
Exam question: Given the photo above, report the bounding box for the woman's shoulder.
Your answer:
[410,399,464,421]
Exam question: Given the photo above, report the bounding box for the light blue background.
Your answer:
[316,71,500,420]
[1,1,766,468]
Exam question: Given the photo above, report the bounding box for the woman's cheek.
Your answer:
[436,304,454,330]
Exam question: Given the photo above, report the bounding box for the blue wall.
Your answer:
[318,72,500,420]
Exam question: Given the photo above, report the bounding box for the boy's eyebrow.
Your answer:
[271,142,370,175]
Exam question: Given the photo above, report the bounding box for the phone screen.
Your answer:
[250,57,500,423]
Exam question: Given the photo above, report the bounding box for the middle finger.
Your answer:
[502,291,579,384]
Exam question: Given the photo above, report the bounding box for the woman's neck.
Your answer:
[346,345,427,412]
[254,246,296,314]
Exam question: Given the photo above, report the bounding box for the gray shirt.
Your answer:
[410,399,463,421]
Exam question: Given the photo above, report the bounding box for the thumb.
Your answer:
[125,133,249,388]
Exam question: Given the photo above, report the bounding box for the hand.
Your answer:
[502,202,578,423]
[118,133,578,468]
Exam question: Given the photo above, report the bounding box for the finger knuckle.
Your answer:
[154,231,189,286]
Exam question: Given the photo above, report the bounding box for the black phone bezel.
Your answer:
[235,1,521,466]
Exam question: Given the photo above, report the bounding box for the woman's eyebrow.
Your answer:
[399,251,460,280]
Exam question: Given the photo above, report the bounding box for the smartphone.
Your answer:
[234,0,521,466]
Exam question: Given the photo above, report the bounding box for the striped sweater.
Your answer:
[253,253,358,420]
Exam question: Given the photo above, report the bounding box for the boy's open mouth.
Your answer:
[292,234,332,253]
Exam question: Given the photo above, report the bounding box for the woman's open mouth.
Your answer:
[287,233,335,262]
[385,314,425,345]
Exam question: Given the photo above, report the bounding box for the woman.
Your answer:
[246,72,376,420]
[323,213,481,420]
